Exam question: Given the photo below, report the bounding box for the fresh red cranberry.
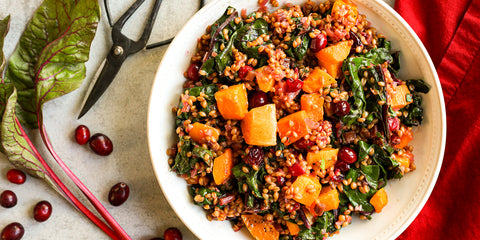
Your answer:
[249,91,269,109]
[293,138,315,150]
[288,163,306,176]
[33,201,52,222]
[1,222,24,240]
[245,147,265,166]
[335,161,350,172]
[186,62,201,81]
[334,101,351,117]
[108,182,130,206]
[75,125,90,145]
[0,190,17,208]
[238,65,254,80]
[388,117,400,132]
[338,147,357,164]
[285,78,303,92]
[6,169,26,185]
[89,133,113,156]
[164,227,182,240]
[310,33,327,52]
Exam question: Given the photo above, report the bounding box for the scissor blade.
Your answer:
[78,53,123,119]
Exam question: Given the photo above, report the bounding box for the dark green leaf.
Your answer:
[193,146,213,166]
[285,35,310,61]
[172,137,197,174]
[5,0,100,128]
[235,18,269,67]
[360,165,380,189]
[406,79,431,94]
[232,163,263,198]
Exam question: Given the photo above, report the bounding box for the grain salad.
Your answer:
[167,0,430,239]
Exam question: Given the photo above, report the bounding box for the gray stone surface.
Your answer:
[0,0,394,239]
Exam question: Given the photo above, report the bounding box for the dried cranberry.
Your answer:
[249,91,269,109]
[285,78,303,92]
[89,133,113,156]
[245,147,265,166]
[349,31,363,54]
[1,222,24,240]
[288,163,306,177]
[293,138,315,150]
[310,33,327,52]
[338,147,357,164]
[276,176,286,186]
[186,62,201,81]
[6,169,26,185]
[391,134,401,145]
[164,227,182,240]
[238,65,254,80]
[334,101,351,117]
[75,125,90,145]
[0,190,17,208]
[33,201,52,222]
[335,161,350,172]
[388,117,400,132]
[108,182,130,206]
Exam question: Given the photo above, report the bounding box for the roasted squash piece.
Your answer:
[285,221,300,236]
[277,110,310,145]
[189,122,220,144]
[241,104,277,146]
[213,149,233,185]
[316,186,340,212]
[241,214,279,240]
[302,67,336,93]
[370,188,388,213]
[301,93,325,122]
[393,127,413,149]
[315,40,353,78]
[306,148,339,170]
[215,84,248,120]
[290,175,322,206]
[389,84,413,109]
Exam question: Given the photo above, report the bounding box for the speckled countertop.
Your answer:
[0,0,394,239]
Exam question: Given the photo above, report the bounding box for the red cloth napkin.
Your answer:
[394,0,480,239]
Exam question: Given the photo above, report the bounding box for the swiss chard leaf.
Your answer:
[400,93,425,126]
[5,0,100,128]
[406,79,431,94]
[235,18,269,66]
[232,163,263,198]
[172,137,197,174]
[0,16,10,74]
[0,83,57,189]
[360,165,380,189]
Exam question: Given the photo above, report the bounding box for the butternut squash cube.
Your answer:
[306,148,339,170]
[316,186,340,212]
[290,175,322,206]
[301,93,325,122]
[389,84,413,110]
[241,214,279,240]
[213,149,233,185]
[241,104,277,146]
[370,188,388,213]
[315,40,353,78]
[189,122,220,144]
[302,67,336,93]
[215,84,249,120]
[277,110,310,145]
[285,221,300,236]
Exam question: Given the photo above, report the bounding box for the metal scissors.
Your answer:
[78,0,204,119]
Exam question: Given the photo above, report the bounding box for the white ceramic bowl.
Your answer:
[147,0,446,239]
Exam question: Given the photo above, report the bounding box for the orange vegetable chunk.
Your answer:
[301,93,325,122]
[316,186,340,212]
[189,122,220,144]
[302,67,336,93]
[215,84,248,120]
[285,221,300,236]
[306,148,339,170]
[241,214,279,240]
[255,66,275,92]
[241,104,277,146]
[370,188,388,213]
[213,149,233,185]
[392,153,411,169]
[393,127,413,149]
[389,84,413,109]
[315,40,353,78]
[277,110,309,145]
[290,175,322,206]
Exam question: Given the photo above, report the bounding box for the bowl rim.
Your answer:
[147,0,447,239]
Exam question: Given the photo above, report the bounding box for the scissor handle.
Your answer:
[111,0,162,55]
